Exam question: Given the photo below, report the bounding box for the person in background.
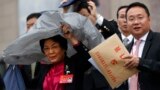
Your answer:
[0,61,5,90]
[0,74,5,90]
[26,13,42,31]
[59,0,99,13]
[0,57,5,76]
[59,1,129,90]
[76,1,120,39]
[76,1,133,43]
[76,1,97,25]
[122,2,160,90]
[0,48,6,89]
[75,1,133,90]
[116,5,133,46]
[19,12,42,90]
[59,0,78,13]
[0,61,6,77]
[0,12,42,90]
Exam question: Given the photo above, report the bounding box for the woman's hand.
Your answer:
[60,23,79,45]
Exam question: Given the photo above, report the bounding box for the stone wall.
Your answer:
[0,0,160,53]
[0,0,18,53]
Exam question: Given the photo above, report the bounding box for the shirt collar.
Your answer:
[121,33,133,43]
[134,32,149,43]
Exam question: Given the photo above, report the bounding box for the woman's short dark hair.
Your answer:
[39,35,68,53]
[126,2,150,18]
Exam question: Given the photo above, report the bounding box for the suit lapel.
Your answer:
[117,33,122,41]
[126,39,134,52]
[141,31,153,59]
[127,31,153,56]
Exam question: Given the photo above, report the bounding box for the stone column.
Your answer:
[0,0,18,53]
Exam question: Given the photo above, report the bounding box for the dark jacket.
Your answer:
[0,75,5,90]
[96,19,120,39]
[83,67,128,90]
[35,42,91,90]
[127,31,160,90]
[19,62,40,90]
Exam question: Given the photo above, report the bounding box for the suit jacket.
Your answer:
[83,19,128,90]
[35,42,91,90]
[19,62,41,90]
[0,61,6,76]
[83,67,128,90]
[127,31,160,90]
[96,19,121,39]
[0,75,5,90]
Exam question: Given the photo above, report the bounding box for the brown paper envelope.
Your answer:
[89,34,138,89]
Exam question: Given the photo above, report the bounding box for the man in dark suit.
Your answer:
[76,1,130,90]
[75,0,120,39]
[76,1,133,44]
[122,2,160,90]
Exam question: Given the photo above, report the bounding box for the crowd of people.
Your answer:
[0,0,160,90]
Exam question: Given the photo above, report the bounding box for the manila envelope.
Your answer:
[89,34,138,89]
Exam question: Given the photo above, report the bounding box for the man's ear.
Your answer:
[148,16,151,21]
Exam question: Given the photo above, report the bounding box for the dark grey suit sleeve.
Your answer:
[97,19,121,39]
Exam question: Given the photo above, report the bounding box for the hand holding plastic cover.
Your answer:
[2,11,104,64]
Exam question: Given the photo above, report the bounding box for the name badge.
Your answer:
[59,74,73,84]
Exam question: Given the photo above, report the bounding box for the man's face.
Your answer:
[117,8,128,33]
[127,6,150,39]
[27,17,37,31]
[78,8,96,24]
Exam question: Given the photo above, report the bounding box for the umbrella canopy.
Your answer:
[2,11,104,64]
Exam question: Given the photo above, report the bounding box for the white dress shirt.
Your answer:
[131,32,149,57]
[121,33,133,44]
[128,32,149,89]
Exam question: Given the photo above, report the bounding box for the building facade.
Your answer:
[0,0,160,54]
